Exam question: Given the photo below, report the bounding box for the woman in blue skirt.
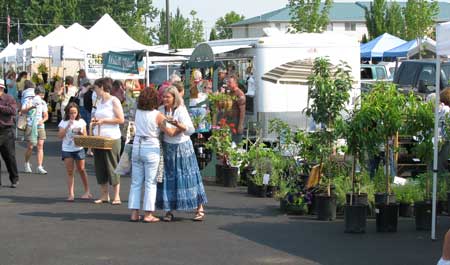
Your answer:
[156,86,208,221]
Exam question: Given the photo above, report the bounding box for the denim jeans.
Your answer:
[128,144,160,211]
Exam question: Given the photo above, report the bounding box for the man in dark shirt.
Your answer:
[0,88,19,187]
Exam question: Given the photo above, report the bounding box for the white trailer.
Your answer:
[193,31,361,140]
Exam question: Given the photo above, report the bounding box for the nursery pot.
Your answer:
[344,204,367,233]
[222,166,239,188]
[375,193,396,205]
[375,203,399,233]
[316,194,337,221]
[247,181,267,197]
[415,201,432,231]
[215,164,224,184]
[345,193,368,206]
[399,203,414,217]
[438,200,447,215]
[447,192,450,215]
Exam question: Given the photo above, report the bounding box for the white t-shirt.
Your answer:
[92,97,122,139]
[58,119,87,152]
[158,105,195,144]
[22,95,48,129]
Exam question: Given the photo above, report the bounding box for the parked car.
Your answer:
[360,64,390,92]
[393,60,450,97]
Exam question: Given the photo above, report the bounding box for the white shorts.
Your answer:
[438,258,450,265]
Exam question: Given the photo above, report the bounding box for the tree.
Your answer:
[385,1,405,39]
[363,0,387,40]
[288,0,333,33]
[404,0,439,40]
[190,10,205,46]
[361,34,368,43]
[209,28,218,41]
[215,11,245,39]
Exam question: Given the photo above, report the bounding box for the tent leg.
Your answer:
[432,59,441,241]
[145,51,149,87]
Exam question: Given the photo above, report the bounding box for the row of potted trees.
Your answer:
[204,56,448,234]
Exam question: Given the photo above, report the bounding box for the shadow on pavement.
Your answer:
[220,218,446,265]
[19,211,129,222]
[0,195,65,204]
[207,205,280,219]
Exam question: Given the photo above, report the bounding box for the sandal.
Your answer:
[129,216,142,222]
[111,200,122,205]
[163,212,174,222]
[193,211,205,222]
[94,199,110,204]
[143,216,160,223]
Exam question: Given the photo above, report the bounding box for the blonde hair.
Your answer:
[193,69,202,81]
[164,86,184,109]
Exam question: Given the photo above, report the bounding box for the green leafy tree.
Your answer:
[385,1,405,39]
[403,0,438,41]
[209,28,218,41]
[363,0,387,40]
[288,0,333,33]
[190,10,205,46]
[215,11,245,39]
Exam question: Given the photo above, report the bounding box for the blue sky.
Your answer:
[153,0,289,34]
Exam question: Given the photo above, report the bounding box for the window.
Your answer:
[418,65,436,86]
[275,23,281,29]
[376,67,387,80]
[245,25,249,38]
[327,23,333,31]
[345,22,356,31]
[398,63,420,86]
[361,67,373,80]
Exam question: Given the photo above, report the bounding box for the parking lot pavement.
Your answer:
[0,126,446,265]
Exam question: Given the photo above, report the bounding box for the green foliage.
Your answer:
[373,165,386,193]
[214,11,245,39]
[403,0,439,41]
[37,63,48,74]
[392,182,425,204]
[364,0,387,39]
[247,144,282,186]
[0,0,158,45]
[209,28,218,41]
[158,8,205,49]
[288,0,332,33]
[385,1,405,39]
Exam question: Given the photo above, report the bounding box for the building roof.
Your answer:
[231,2,450,26]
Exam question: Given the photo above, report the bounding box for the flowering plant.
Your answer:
[205,118,239,166]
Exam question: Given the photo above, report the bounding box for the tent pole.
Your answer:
[145,51,149,87]
[432,58,440,241]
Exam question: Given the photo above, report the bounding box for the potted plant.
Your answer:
[205,118,241,187]
[37,62,49,83]
[357,82,406,232]
[392,182,424,217]
[402,94,435,230]
[305,57,353,221]
[276,178,309,215]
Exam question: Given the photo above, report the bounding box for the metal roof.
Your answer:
[231,2,450,26]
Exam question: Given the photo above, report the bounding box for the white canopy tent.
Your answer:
[0,42,20,63]
[434,21,450,240]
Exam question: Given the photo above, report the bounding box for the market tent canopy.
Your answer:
[360,33,406,59]
[437,21,450,55]
[383,37,436,58]
[261,59,314,85]
[0,42,20,63]
[49,23,88,59]
[73,14,158,53]
[31,26,67,58]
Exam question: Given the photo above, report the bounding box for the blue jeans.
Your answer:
[128,144,160,211]
[79,107,91,130]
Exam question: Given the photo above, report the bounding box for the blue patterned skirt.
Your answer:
[156,140,208,211]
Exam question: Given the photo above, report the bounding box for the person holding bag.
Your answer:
[156,86,208,222]
[57,103,92,201]
[91,78,124,205]
[128,87,178,222]
[60,76,78,118]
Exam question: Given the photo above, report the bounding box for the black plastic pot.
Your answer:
[346,193,368,206]
[375,193,396,205]
[399,203,414,217]
[221,166,239,188]
[447,192,450,215]
[247,181,267,197]
[215,164,224,184]
[344,204,367,233]
[415,201,432,231]
[308,194,317,215]
[375,203,399,233]
[438,200,447,215]
[316,194,337,221]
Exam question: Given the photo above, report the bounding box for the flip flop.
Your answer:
[129,216,142,222]
[94,199,110,204]
[142,216,160,223]
[80,194,93,200]
[163,212,174,222]
[111,200,122,205]
[65,198,75,202]
[193,211,205,222]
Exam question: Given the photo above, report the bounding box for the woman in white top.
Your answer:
[57,102,92,201]
[91,78,124,205]
[156,86,208,222]
[128,87,177,222]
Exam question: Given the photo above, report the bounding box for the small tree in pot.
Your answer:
[358,82,406,232]
[305,57,353,221]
